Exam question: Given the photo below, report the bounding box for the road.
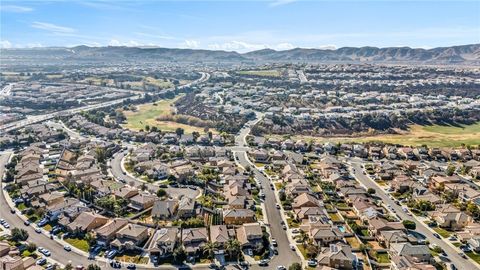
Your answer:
[348,159,478,270]
[233,116,302,268]
[0,83,14,96]
[109,150,199,200]
[0,71,210,134]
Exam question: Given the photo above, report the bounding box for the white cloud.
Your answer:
[31,22,75,33]
[275,43,295,50]
[0,5,33,13]
[317,44,337,50]
[269,0,297,7]
[108,39,146,47]
[26,43,43,48]
[180,39,200,49]
[0,40,12,49]
[208,41,267,52]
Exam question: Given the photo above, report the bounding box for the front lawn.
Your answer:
[433,227,451,238]
[64,237,90,252]
[287,218,300,228]
[466,252,480,265]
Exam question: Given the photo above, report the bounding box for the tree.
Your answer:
[226,239,241,260]
[145,125,150,132]
[203,241,218,259]
[298,230,309,248]
[306,243,319,259]
[156,188,167,198]
[26,242,37,252]
[10,228,29,242]
[367,188,376,195]
[289,262,302,270]
[173,246,186,263]
[402,220,416,230]
[86,264,101,270]
[446,165,456,176]
[64,264,73,270]
[95,147,106,164]
[175,128,184,136]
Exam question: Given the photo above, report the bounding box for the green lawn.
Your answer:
[376,253,390,263]
[64,238,90,252]
[329,213,343,222]
[433,227,452,238]
[287,121,480,147]
[43,224,53,231]
[296,245,307,259]
[122,96,213,133]
[237,70,281,77]
[466,252,480,265]
[287,218,300,228]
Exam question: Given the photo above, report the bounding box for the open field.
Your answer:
[122,97,214,133]
[237,69,281,77]
[277,122,480,147]
[144,76,174,89]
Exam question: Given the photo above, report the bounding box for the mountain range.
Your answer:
[2,44,479,64]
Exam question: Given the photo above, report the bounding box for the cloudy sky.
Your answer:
[1,0,479,52]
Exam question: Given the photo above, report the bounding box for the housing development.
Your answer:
[1,43,480,270]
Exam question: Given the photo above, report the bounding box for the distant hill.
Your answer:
[2,44,479,64]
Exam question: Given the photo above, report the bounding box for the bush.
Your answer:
[402,220,416,230]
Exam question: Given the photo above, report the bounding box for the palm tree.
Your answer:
[203,241,218,259]
[173,246,185,263]
[298,230,309,248]
[225,239,241,260]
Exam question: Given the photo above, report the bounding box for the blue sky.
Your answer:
[1,0,479,52]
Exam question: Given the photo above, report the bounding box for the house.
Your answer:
[294,207,327,221]
[430,204,472,230]
[128,193,157,211]
[177,197,196,218]
[38,191,65,206]
[285,179,312,197]
[236,223,264,252]
[182,228,208,255]
[151,200,178,220]
[148,227,179,259]
[309,226,344,246]
[249,149,269,163]
[377,230,413,248]
[292,193,320,209]
[223,209,256,225]
[210,225,234,249]
[390,255,436,270]
[389,243,432,263]
[67,212,109,233]
[368,217,404,237]
[317,243,356,270]
[111,224,150,251]
[95,219,128,246]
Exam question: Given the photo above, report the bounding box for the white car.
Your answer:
[277,266,286,270]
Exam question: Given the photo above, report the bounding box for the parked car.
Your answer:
[35,227,42,233]
[307,260,318,267]
[64,245,72,252]
[259,259,269,266]
[271,239,277,246]
[433,233,441,239]
[36,258,47,265]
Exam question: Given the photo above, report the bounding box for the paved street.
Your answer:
[109,150,200,200]
[233,116,302,269]
[348,158,478,270]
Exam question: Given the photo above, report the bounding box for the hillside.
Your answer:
[1,44,479,64]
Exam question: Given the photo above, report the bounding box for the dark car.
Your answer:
[433,233,441,239]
